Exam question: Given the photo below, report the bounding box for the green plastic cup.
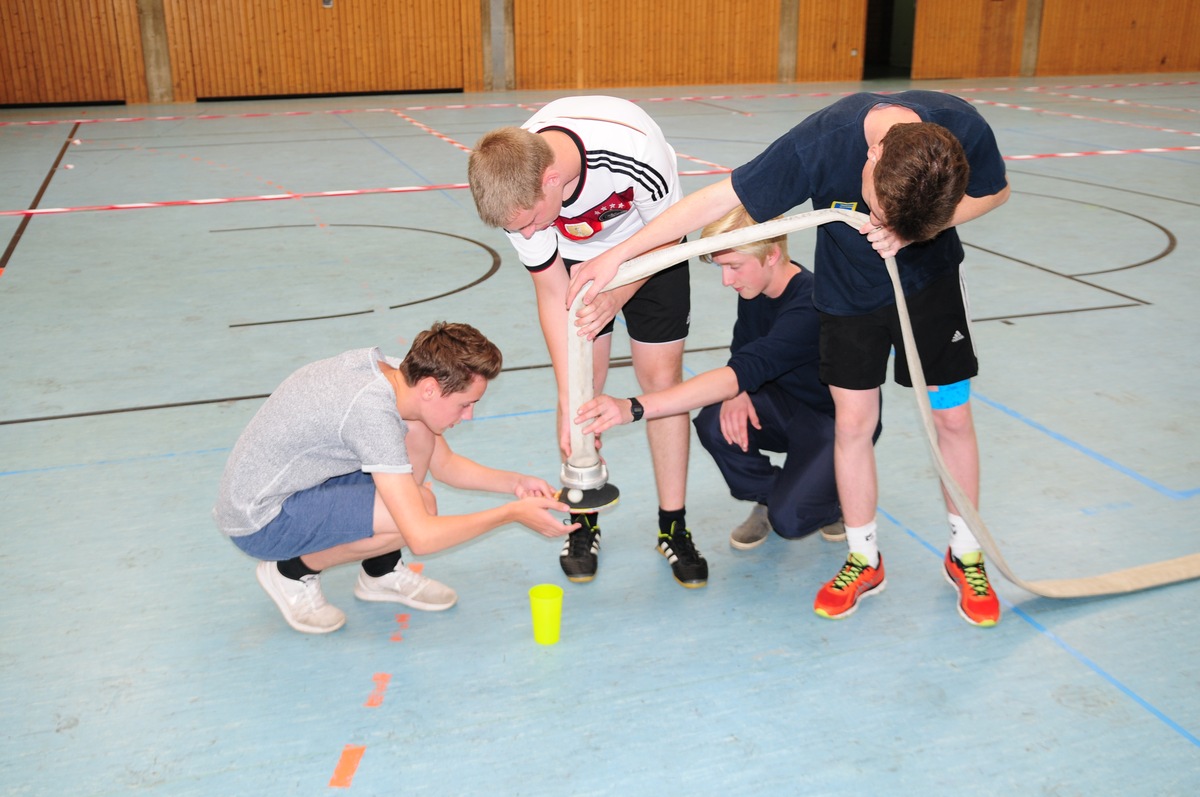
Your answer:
[528,584,563,645]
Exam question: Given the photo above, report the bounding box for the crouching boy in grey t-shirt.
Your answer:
[214,322,574,634]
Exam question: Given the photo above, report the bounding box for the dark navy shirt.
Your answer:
[731,91,1007,316]
[727,266,834,419]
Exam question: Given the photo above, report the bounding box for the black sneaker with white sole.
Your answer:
[657,522,708,588]
[560,514,600,582]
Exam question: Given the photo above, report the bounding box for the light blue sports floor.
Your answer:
[2,73,1199,795]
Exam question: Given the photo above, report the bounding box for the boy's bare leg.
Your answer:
[630,339,688,512]
[829,386,882,529]
[931,401,980,513]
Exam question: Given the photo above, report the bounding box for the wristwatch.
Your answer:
[627,396,645,422]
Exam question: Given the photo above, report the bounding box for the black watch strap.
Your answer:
[628,396,644,422]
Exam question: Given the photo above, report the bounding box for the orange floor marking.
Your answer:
[328,744,366,788]
[390,613,410,642]
[364,673,391,707]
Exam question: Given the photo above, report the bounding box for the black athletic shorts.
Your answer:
[819,264,978,390]
[563,253,690,344]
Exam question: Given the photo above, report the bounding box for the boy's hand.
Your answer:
[513,496,579,537]
[576,394,630,436]
[573,291,620,341]
[513,475,558,499]
[566,251,621,308]
[559,409,603,459]
[719,393,759,452]
[858,219,908,259]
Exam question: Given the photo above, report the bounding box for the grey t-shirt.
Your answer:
[213,347,413,537]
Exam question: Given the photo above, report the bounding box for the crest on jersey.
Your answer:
[555,188,635,241]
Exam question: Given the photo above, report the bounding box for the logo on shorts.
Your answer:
[951,330,965,343]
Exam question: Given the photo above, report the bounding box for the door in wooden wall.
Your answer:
[164,0,485,101]
[512,0,782,90]
[910,0,1027,79]
[792,0,868,82]
[0,0,147,105]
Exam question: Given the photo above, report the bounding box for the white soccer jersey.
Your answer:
[508,95,681,269]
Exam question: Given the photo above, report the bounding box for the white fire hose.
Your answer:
[568,208,1200,598]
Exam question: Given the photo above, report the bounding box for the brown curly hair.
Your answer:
[873,122,969,243]
[399,322,502,395]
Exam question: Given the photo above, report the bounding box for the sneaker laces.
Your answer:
[829,554,870,592]
[661,521,702,563]
[957,556,993,597]
[378,564,440,600]
[298,574,330,609]
[566,517,599,556]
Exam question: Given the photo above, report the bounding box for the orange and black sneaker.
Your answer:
[813,552,886,619]
[943,550,1001,627]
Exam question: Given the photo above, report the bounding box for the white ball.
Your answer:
[567,488,583,503]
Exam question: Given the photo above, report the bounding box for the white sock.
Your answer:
[948,513,982,559]
[844,519,879,568]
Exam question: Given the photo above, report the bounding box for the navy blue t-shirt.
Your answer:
[727,266,834,419]
[731,91,1007,315]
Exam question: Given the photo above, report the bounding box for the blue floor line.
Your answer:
[0,447,232,477]
[879,507,1200,748]
[335,114,466,209]
[974,391,1199,500]
[0,408,553,477]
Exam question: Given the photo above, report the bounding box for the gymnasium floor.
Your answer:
[2,73,1198,796]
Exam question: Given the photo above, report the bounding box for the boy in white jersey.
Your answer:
[468,96,706,588]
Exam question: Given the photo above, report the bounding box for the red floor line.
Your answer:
[5,144,1197,220]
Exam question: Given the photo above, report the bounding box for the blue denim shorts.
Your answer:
[230,471,376,561]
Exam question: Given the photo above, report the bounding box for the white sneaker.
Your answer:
[354,563,458,611]
[255,561,346,634]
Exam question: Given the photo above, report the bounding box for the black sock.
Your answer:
[277,556,320,581]
[658,507,686,535]
[362,550,404,578]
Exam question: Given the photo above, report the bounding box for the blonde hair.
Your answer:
[467,127,555,228]
[698,205,788,263]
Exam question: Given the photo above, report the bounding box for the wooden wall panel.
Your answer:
[512,0,782,91]
[1035,0,1200,75]
[911,0,1027,80]
[113,0,149,104]
[8,0,1200,107]
[0,0,145,105]
[163,0,484,102]
[793,0,867,82]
